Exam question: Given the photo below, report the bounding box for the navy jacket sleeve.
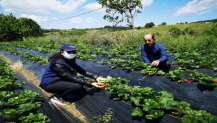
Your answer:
[158,44,168,63]
[74,63,97,80]
[52,63,92,86]
[141,44,151,63]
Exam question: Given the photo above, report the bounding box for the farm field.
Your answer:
[0,22,217,123]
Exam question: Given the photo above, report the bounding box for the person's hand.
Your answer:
[96,76,107,83]
[151,60,160,67]
[91,82,107,90]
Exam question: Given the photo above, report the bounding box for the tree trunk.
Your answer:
[128,10,134,29]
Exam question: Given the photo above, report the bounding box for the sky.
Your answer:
[0,0,217,29]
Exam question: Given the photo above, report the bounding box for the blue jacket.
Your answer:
[40,57,96,87]
[141,43,168,64]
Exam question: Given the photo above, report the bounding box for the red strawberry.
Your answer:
[209,79,217,83]
[184,79,191,84]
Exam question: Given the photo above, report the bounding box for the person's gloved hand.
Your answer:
[91,82,106,90]
[96,76,107,83]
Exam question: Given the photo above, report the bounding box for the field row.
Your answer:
[0,60,49,123]
[1,46,216,89]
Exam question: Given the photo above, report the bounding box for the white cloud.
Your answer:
[48,16,99,29]
[84,2,105,13]
[174,0,217,16]
[69,16,96,24]
[20,14,57,23]
[84,2,101,11]
[0,0,87,14]
[69,17,83,24]
[84,1,153,13]
[142,0,153,7]
[3,8,14,13]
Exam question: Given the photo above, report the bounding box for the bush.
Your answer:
[0,14,42,41]
[203,23,217,37]
[144,22,155,28]
[0,14,20,41]
[17,18,42,37]
[183,27,195,35]
[136,26,142,29]
[169,27,182,37]
[160,22,167,26]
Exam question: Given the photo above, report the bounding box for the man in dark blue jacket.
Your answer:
[141,34,170,72]
[40,44,105,105]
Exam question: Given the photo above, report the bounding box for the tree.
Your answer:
[97,0,143,28]
[0,14,42,41]
[17,18,42,37]
[144,22,155,28]
[0,14,19,41]
[160,22,167,26]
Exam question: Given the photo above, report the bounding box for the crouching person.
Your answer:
[40,44,105,105]
[141,34,170,73]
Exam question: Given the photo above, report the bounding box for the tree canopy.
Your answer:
[0,14,42,41]
[97,0,143,28]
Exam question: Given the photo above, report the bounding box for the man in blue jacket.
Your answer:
[141,34,170,72]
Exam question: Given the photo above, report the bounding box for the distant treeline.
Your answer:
[0,14,42,41]
[192,18,217,24]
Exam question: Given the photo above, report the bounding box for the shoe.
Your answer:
[49,96,70,106]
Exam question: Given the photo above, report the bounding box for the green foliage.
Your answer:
[140,64,159,76]
[182,110,217,123]
[97,0,143,28]
[0,61,49,122]
[167,68,182,80]
[94,108,113,123]
[17,18,42,37]
[19,113,49,123]
[101,77,217,121]
[0,77,23,91]
[188,70,217,87]
[183,27,195,35]
[160,22,167,26]
[1,102,41,120]
[144,22,155,28]
[0,14,42,41]
[203,23,217,37]
[169,27,183,37]
[0,46,48,65]
[132,107,143,117]
[0,14,19,41]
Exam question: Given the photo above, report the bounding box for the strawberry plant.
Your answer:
[213,67,217,72]
[140,64,158,76]
[100,76,217,122]
[132,107,143,117]
[0,77,23,91]
[0,47,48,65]
[1,102,41,120]
[187,70,217,88]
[19,113,49,123]
[167,68,182,80]
[0,61,49,123]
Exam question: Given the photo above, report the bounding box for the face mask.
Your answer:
[62,51,76,59]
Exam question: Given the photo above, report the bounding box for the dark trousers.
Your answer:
[158,63,170,73]
[41,81,88,101]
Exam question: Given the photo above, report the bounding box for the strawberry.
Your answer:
[209,79,217,83]
[184,79,191,84]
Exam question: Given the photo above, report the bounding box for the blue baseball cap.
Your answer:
[60,44,76,51]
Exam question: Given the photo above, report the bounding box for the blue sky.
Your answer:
[0,0,217,29]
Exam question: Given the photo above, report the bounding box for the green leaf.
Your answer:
[132,107,143,117]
